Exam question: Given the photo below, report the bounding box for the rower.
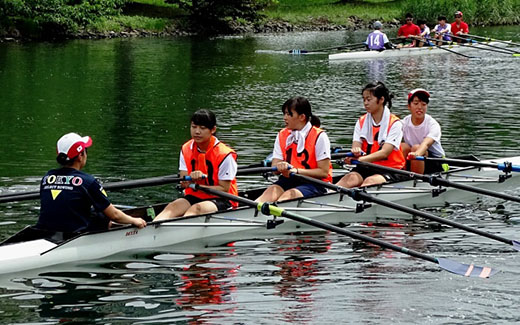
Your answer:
[397,13,421,47]
[417,19,432,47]
[336,82,406,188]
[432,15,452,46]
[36,133,146,235]
[401,89,448,174]
[365,21,394,51]
[451,11,469,42]
[255,96,332,203]
[154,109,238,220]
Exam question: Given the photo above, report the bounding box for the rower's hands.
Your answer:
[132,217,147,228]
[181,171,207,188]
[275,161,295,178]
[344,148,364,164]
[407,152,418,160]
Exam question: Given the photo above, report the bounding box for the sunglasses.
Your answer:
[455,15,462,18]
[406,18,413,21]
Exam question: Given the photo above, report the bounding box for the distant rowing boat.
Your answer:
[1,155,520,275]
[329,41,510,61]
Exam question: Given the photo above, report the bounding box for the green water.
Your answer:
[1,26,520,324]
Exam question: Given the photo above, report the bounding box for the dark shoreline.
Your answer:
[0,17,402,43]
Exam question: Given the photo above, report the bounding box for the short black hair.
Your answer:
[408,92,430,104]
[191,109,217,129]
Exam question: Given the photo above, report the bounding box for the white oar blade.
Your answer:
[512,240,520,251]
[437,258,498,278]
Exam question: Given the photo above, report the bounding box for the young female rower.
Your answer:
[154,109,238,220]
[401,88,447,174]
[37,133,147,234]
[336,81,406,188]
[255,96,332,203]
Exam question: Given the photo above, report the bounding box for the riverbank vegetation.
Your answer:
[1,0,519,40]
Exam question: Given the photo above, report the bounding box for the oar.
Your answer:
[288,42,367,54]
[353,160,520,204]
[447,34,520,56]
[410,36,479,59]
[0,155,277,204]
[463,33,520,48]
[190,183,498,277]
[290,172,520,252]
[0,175,191,204]
[412,156,520,172]
[237,152,353,175]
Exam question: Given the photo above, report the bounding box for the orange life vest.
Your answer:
[358,113,406,169]
[278,126,333,183]
[182,137,238,208]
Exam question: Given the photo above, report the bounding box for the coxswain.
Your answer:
[365,21,394,51]
[36,133,146,235]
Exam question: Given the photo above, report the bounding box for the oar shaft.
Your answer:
[291,173,516,247]
[414,156,519,172]
[448,34,517,54]
[464,33,520,47]
[191,184,437,263]
[357,160,520,204]
[0,175,185,203]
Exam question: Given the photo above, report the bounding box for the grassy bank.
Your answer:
[263,0,402,26]
[2,0,519,39]
[104,0,520,34]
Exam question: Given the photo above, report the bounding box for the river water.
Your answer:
[1,26,520,323]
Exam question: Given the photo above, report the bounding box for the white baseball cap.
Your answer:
[408,88,430,102]
[56,132,92,159]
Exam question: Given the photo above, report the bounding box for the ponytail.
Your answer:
[362,81,394,109]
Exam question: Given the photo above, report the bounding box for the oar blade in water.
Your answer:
[512,240,520,251]
[437,258,498,278]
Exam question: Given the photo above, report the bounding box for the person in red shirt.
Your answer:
[451,11,469,42]
[397,13,421,47]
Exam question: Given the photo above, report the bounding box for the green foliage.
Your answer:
[166,0,276,32]
[0,0,126,36]
[400,0,520,26]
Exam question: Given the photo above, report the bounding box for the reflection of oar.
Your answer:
[463,33,520,47]
[447,34,520,56]
[290,172,520,252]
[191,184,498,278]
[411,156,520,172]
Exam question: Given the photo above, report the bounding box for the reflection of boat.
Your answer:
[1,156,520,275]
[329,41,509,61]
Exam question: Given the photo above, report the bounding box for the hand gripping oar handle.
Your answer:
[189,183,498,277]
[413,156,520,173]
[290,171,520,252]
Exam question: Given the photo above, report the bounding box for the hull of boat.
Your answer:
[1,156,519,274]
[329,41,508,61]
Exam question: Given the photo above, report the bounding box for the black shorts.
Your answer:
[184,194,232,211]
[274,175,328,198]
[350,165,410,183]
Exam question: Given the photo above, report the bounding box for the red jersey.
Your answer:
[398,23,421,37]
[451,21,469,35]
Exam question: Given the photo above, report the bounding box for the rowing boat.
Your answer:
[1,155,519,275]
[328,41,509,61]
